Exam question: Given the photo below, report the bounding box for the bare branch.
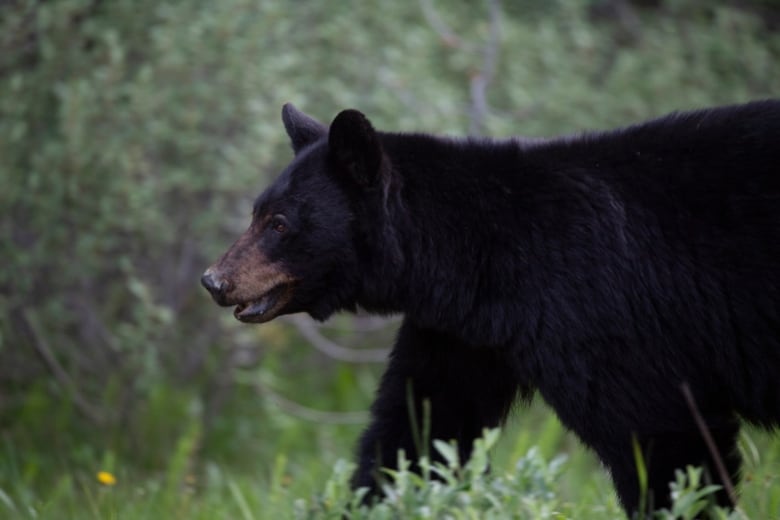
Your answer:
[316,312,402,333]
[680,383,742,511]
[255,381,369,424]
[419,0,462,47]
[20,308,108,425]
[469,0,502,136]
[286,315,390,363]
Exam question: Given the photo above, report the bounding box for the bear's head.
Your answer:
[201,104,399,323]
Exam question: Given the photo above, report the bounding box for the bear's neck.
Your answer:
[355,133,552,345]
[360,131,634,348]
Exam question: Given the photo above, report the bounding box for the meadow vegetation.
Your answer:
[1,0,779,517]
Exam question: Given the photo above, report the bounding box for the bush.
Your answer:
[1,0,778,516]
[295,430,742,520]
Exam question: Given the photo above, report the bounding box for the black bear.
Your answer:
[202,100,780,514]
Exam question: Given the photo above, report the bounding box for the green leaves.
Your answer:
[297,429,572,519]
[295,432,744,520]
[1,1,779,518]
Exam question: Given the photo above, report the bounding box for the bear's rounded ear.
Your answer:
[328,109,384,188]
[282,103,327,154]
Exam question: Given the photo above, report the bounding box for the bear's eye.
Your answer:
[269,214,288,234]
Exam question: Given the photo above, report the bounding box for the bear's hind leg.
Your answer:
[603,421,741,515]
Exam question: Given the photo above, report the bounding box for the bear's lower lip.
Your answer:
[233,285,289,323]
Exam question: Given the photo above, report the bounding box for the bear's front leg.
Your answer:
[351,319,521,495]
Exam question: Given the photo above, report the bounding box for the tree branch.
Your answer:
[20,308,108,425]
[469,0,502,136]
[680,383,741,510]
[419,0,462,47]
[286,315,390,363]
[256,381,369,425]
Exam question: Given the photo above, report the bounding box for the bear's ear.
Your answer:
[328,109,383,188]
[282,103,327,154]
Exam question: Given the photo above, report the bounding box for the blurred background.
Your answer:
[1,0,779,517]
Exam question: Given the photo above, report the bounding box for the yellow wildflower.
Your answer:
[97,471,117,486]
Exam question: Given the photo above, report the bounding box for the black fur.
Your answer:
[206,101,780,514]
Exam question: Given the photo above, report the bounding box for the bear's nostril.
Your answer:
[201,270,227,295]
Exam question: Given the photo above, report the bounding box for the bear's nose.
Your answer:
[201,269,228,297]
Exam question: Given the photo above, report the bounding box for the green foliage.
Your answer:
[632,435,650,516]
[1,401,779,518]
[1,0,780,518]
[294,431,772,520]
[289,430,576,519]
[664,466,729,520]
[290,431,740,520]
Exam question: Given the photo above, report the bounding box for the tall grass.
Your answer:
[1,386,777,519]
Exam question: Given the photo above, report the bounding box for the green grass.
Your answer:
[1,383,778,519]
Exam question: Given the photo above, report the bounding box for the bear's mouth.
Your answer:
[233,284,292,324]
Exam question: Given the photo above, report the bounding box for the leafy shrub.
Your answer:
[293,429,746,519]
[1,1,779,513]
